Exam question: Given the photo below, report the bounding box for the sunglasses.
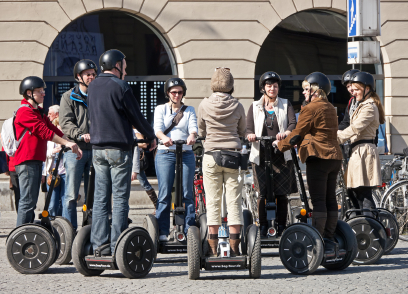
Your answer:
[169,91,183,96]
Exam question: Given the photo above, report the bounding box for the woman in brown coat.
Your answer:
[275,72,343,252]
[337,72,384,215]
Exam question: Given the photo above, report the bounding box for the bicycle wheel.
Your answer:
[381,180,408,241]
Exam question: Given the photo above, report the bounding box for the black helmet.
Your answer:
[259,71,281,93]
[342,69,360,85]
[164,78,187,98]
[350,71,375,91]
[19,76,46,96]
[305,72,331,96]
[99,49,126,72]
[73,59,97,81]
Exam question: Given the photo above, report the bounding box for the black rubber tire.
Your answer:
[51,217,75,265]
[347,217,386,265]
[6,225,57,274]
[378,208,399,254]
[249,228,261,278]
[142,214,158,260]
[72,225,104,276]
[187,226,201,280]
[323,220,358,271]
[241,209,253,256]
[116,228,155,279]
[279,224,324,275]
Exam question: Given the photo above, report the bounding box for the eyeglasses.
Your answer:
[169,91,183,96]
[84,73,96,77]
[34,90,45,94]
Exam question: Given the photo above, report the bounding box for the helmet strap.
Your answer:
[114,60,123,80]
[362,86,371,101]
[29,89,39,106]
[78,74,88,89]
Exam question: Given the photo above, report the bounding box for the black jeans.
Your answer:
[306,157,342,213]
[10,171,20,214]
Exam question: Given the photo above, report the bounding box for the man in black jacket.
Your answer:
[88,49,156,255]
[59,59,97,231]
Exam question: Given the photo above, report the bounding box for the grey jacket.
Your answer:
[59,85,92,150]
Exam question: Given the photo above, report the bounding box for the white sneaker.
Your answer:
[159,235,168,242]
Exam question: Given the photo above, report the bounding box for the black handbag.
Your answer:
[212,150,241,170]
[139,149,149,172]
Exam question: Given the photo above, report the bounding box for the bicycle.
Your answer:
[193,138,206,218]
[380,148,408,241]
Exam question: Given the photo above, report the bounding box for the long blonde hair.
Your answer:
[354,83,385,124]
[302,81,328,100]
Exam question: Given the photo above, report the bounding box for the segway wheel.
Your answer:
[187,226,201,280]
[72,225,104,276]
[248,227,261,278]
[51,217,75,265]
[347,217,386,265]
[241,209,253,256]
[6,225,57,274]
[378,208,399,254]
[143,214,158,260]
[323,220,357,271]
[116,228,154,279]
[279,224,324,275]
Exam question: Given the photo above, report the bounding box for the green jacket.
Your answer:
[59,85,92,150]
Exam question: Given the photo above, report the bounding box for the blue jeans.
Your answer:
[47,173,66,217]
[90,149,132,253]
[155,150,195,235]
[63,149,92,230]
[16,161,42,226]
[137,170,153,191]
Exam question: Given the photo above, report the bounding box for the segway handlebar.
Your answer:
[159,139,187,145]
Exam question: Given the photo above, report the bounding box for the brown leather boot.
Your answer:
[207,239,218,257]
[312,211,327,236]
[146,188,158,215]
[229,239,241,257]
[323,211,339,239]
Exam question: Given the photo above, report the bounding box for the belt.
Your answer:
[205,149,239,155]
[168,149,187,153]
[350,139,376,149]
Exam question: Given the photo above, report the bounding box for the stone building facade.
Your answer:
[0,0,406,152]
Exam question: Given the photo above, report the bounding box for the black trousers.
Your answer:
[306,157,342,213]
[348,186,376,216]
[10,171,20,213]
[258,195,288,227]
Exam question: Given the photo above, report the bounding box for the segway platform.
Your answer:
[204,256,247,270]
[260,236,281,248]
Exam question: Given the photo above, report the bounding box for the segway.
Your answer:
[187,156,261,279]
[337,145,397,263]
[72,139,155,279]
[278,136,357,275]
[247,136,286,248]
[6,146,75,274]
[143,140,198,258]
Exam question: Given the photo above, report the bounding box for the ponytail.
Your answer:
[370,92,385,124]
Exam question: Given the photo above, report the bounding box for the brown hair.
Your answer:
[354,83,385,124]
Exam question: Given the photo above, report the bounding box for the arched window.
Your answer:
[43,11,177,124]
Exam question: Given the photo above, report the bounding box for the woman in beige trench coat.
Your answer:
[337,72,385,215]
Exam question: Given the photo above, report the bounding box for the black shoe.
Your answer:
[260,225,268,237]
[323,238,339,256]
[94,244,112,257]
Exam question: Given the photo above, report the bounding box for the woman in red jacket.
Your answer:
[14,76,82,226]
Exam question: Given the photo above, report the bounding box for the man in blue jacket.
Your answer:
[88,49,156,255]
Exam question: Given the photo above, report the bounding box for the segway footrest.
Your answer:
[85,255,117,270]
[204,256,247,270]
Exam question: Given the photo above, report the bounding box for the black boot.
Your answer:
[323,211,338,239]
[323,238,339,256]
[312,211,327,236]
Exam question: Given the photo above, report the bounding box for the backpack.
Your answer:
[1,104,32,156]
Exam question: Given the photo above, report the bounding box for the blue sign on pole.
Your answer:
[348,0,357,37]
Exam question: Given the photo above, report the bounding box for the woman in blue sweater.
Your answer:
[154,78,198,241]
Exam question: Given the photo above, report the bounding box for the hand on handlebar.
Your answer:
[65,141,83,160]
[186,134,196,146]
[276,133,287,140]
[149,139,157,151]
[161,136,173,147]
[272,140,279,149]
[247,134,256,142]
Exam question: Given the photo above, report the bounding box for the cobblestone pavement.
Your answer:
[1,207,408,294]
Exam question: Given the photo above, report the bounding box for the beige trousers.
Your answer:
[202,154,243,226]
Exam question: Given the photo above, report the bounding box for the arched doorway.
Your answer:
[43,10,177,124]
[255,10,384,125]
